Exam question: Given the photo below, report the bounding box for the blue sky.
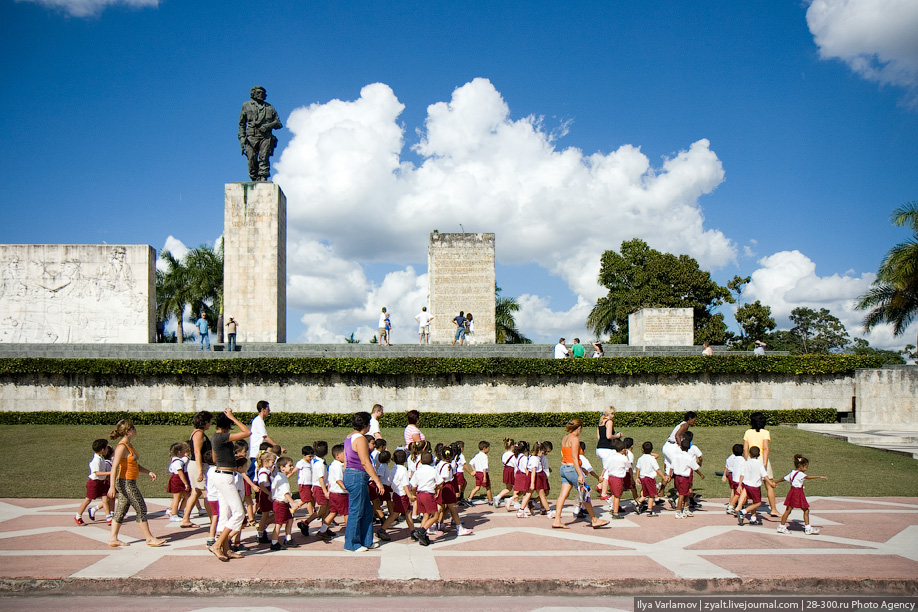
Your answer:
[3,0,917,347]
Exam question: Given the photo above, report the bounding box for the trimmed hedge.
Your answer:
[0,354,884,377]
[0,408,837,428]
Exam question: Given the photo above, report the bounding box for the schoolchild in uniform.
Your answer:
[75,439,112,525]
[467,441,492,504]
[776,454,827,535]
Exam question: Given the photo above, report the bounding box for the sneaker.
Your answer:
[737,513,745,526]
[88,507,97,522]
[647,511,658,517]
[298,521,309,537]
[74,516,85,526]
[548,510,556,519]
[574,510,589,519]
[285,539,299,548]
[611,513,624,520]
[269,542,284,551]
[804,526,820,535]
[668,498,677,509]
[257,533,270,544]
[375,529,391,541]
[683,510,694,518]
[674,512,684,519]
[748,515,759,525]
[600,494,611,500]
[197,508,208,518]
[726,507,736,515]
[487,501,494,506]
[427,528,444,537]
[516,510,529,518]
[776,525,789,534]
[316,530,333,542]
[169,514,182,522]
[417,531,430,546]
[457,526,473,536]
[106,515,113,525]
[410,529,420,541]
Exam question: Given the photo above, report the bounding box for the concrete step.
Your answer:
[796,424,918,460]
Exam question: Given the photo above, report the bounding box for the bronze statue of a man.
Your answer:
[238,86,283,182]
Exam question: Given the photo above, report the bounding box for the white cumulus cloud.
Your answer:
[744,249,912,350]
[806,0,918,104]
[16,0,159,17]
[273,79,737,343]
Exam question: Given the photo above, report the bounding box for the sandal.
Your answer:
[208,545,229,561]
[591,520,610,529]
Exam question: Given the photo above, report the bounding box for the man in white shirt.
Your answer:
[415,306,434,344]
[554,338,570,359]
[248,401,284,478]
[368,403,384,440]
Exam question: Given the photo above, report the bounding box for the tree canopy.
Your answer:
[733,300,776,350]
[155,241,224,343]
[496,285,531,344]
[587,239,733,344]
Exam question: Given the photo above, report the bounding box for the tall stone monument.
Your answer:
[0,244,155,343]
[628,307,694,346]
[427,232,496,344]
[224,183,286,343]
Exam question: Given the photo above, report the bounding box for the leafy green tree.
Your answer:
[496,285,531,344]
[155,241,224,344]
[789,307,850,354]
[727,275,751,305]
[733,300,776,350]
[856,201,918,348]
[156,250,191,343]
[587,239,733,344]
[345,333,360,344]
[848,338,905,365]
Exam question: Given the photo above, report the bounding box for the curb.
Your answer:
[2,578,917,597]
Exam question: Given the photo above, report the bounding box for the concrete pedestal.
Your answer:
[629,308,694,346]
[427,232,496,344]
[224,182,286,343]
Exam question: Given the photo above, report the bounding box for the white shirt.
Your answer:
[205,465,219,501]
[527,454,542,474]
[368,416,381,437]
[295,458,312,486]
[169,457,185,475]
[636,454,660,479]
[415,310,433,329]
[515,454,528,473]
[437,460,454,483]
[554,343,569,358]
[469,451,489,473]
[410,463,440,494]
[725,454,741,476]
[234,472,245,498]
[541,454,550,475]
[784,470,807,489]
[392,464,411,497]
[88,454,105,480]
[501,450,514,467]
[256,467,272,491]
[730,457,746,483]
[580,455,594,474]
[670,450,700,478]
[378,312,388,328]
[249,415,267,458]
[310,458,327,487]
[743,458,768,488]
[377,463,391,487]
[605,452,631,479]
[328,460,345,494]
[688,445,702,463]
[271,472,292,502]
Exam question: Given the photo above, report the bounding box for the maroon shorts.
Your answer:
[607,475,625,497]
[675,474,694,496]
[208,500,219,516]
[272,500,292,523]
[623,472,634,490]
[368,481,381,501]
[475,471,491,488]
[513,472,530,492]
[244,481,252,497]
[416,491,438,514]
[85,478,108,500]
[534,472,549,492]
[502,465,514,485]
[298,484,314,503]
[784,487,808,509]
[744,484,762,503]
[640,476,657,498]
[257,489,272,513]
[167,473,187,494]
[381,485,393,502]
[456,473,466,488]
[731,479,742,493]
[329,492,349,515]
[312,485,329,506]
[393,493,411,515]
[438,483,458,505]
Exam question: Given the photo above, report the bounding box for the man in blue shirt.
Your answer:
[451,311,466,346]
[196,313,210,350]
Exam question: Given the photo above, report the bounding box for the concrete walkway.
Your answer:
[0,496,916,596]
[796,424,918,459]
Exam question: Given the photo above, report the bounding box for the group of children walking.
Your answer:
[75,418,828,548]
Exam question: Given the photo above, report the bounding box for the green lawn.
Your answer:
[3,424,916,499]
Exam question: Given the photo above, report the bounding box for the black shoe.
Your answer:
[410,529,420,541]
[737,512,745,526]
[316,530,333,541]
[285,539,299,548]
[269,542,284,551]
[418,531,430,546]
[297,521,309,537]
[375,529,391,542]
[257,533,270,544]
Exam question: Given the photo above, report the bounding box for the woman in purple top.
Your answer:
[343,411,384,552]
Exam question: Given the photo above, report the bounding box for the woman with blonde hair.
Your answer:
[552,418,609,529]
[107,419,165,548]
[596,406,623,499]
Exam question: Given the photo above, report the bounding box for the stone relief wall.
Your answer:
[428,232,496,344]
[629,308,694,346]
[0,244,155,343]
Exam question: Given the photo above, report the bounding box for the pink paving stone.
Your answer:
[805,497,918,510]
[819,520,917,543]
[0,555,107,579]
[0,498,76,509]
[701,553,918,580]
[436,554,678,580]
[444,531,628,552]
[0,530,110,551]
[0,515,113,533]
[685,530,872,551]
[135,552,380,579]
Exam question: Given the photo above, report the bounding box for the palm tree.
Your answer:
[156,250,191,343]
[857,201,918,346]
[495,285,531,344]
[184,241,224,342]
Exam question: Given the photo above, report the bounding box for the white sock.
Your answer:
[285,534,293,541]
[75,513,81,519]
[271,539,278,545]
[318,524,328,533]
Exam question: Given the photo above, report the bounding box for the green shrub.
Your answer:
[0,408,836,427]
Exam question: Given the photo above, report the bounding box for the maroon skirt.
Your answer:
[456,472,466,488]
[257,489,272,513]
[513,472,530,492]
[438,482,458,505]
[534,472,549,492]
[167,473,186,494]
[784,486,808,509]
[502,465,514,485]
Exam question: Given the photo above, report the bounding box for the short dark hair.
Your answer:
[352,411,371,431]
[314,441,328,457]
[331,444,345,457]
[193,411,213,429]
[302,445,314,456]
[642,441,653,454]
[684,411,697,421]
[394,449,407,465]
[680,439,692,451]
[732,443,744,456]
[257,400,270,413]
[215,413,233,430]
[406,410,420,425]
[478,440,490,451]
[420,451,433,465]
[750,412,767,431]
[92,438,108,453]
[378,450,391,464]
[749,445,761,458]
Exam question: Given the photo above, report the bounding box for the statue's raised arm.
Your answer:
[239,86,283,182]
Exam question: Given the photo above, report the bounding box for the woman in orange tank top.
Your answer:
[552,418,609,530]
[108,419,165,548]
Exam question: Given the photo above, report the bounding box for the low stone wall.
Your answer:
[0,371,858,415]
[855,367,918,425]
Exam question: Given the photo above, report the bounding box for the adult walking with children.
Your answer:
[343,411,385,551]
[744,411,778,515]
[552,418,609,529]
[209,408,250,561]
[107,419,165,548]
[180,410,213,529]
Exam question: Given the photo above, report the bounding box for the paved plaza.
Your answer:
[0,496,916,597]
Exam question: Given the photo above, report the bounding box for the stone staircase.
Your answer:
[0,342,764,360]
[796,423,918,460]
